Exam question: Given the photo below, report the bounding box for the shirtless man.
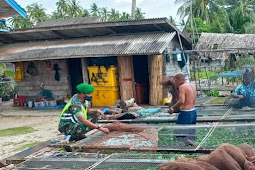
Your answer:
[168,72,197,124]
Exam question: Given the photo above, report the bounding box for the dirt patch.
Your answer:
[0,116,60,159]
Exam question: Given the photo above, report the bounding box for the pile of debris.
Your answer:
[104,98,145,120]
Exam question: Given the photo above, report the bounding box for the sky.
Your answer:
[15,0,182,23]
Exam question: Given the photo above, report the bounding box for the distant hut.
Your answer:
[195,33,255,71]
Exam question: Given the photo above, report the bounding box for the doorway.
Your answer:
[68,58,83,95]
[133,55,149,104]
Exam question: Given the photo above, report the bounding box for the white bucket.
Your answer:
[28,101,33,107]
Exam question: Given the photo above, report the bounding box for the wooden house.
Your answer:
[0,17,191,106]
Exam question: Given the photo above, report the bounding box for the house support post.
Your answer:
[117,56,135,100]
[148,55,163,105]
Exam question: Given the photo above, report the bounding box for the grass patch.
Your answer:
[0,126,35,137]
[17,141,41,151]
[206,97,228,105]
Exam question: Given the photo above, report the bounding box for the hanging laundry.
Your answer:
[53,64,60,81]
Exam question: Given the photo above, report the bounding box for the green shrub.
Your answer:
[205,89,219,97]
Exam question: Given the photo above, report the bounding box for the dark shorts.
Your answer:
[175,109,197,145]
[176,109,197,124]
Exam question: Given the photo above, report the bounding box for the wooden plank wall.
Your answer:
[148,55,163,105]
[17,59,70,101]
[81,58,89,83]
[117,56,135,100]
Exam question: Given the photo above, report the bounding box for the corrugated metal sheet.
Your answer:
[0,0,24,18]
[0,32,176,62]
[0,18,191,46]
[35,17,102,28]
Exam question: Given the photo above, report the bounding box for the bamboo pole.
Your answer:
[203,54,211,95]
[193,60,199,96]
[81,58,89,83]
[197,60,202,96]
[117,56,135,100]
[148,55,163,105]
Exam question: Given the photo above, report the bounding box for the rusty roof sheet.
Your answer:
[0,32,175,62]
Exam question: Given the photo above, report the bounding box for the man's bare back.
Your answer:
[178,82,196,110]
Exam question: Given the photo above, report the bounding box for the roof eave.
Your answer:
[5,0,26,18]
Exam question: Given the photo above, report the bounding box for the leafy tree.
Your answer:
[51,10,65,19]
[175,0,223,24]
[90,3,100,16]
[82,9,90,17]
[56,0,69,16]
[169,16,176,25]
[26,3,48,25]
[8,16,33,29]
[120,12,131,20]
[68,0,82,18]
[135,8,145,20]
[101,7,109,21]
[229,7,251,33]
[109,8,120,21]
[222,0,255,15]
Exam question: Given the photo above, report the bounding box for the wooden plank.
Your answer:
[81,58,89,83]
[148,55,163,105]
[199,86,236,91]
[117,56,135,100]
[5,141,50,165]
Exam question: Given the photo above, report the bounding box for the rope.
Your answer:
[85,154,112,170]
[195,107,232,150]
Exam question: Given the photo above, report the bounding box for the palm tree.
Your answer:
[26,3,48,25]
[135,8,145,20]
[109,8,120,21]
[222,0,255,12]
[228,7,251,33]
[51,10,65,19]
[8,16,33,29]
[244,13,255,33]
[90,3,100,16]
[169,16,176,25]
[56,0,70,18]
[175,0,222,24]
[68,0,83,18]
[101,7,109,21]
[120,12,131,20]
[82,9,90,17]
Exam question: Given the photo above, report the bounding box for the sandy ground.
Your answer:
[0,101,61,159]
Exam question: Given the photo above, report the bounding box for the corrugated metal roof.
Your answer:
[35,17,102,28]
[0,32,176,62]
[0,18,191,46]
[0,0,26,18]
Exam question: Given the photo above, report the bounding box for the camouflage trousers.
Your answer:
[58,115,98,141]
[58,122,88,141]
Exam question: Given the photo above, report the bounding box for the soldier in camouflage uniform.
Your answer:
[58,83,109,141]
